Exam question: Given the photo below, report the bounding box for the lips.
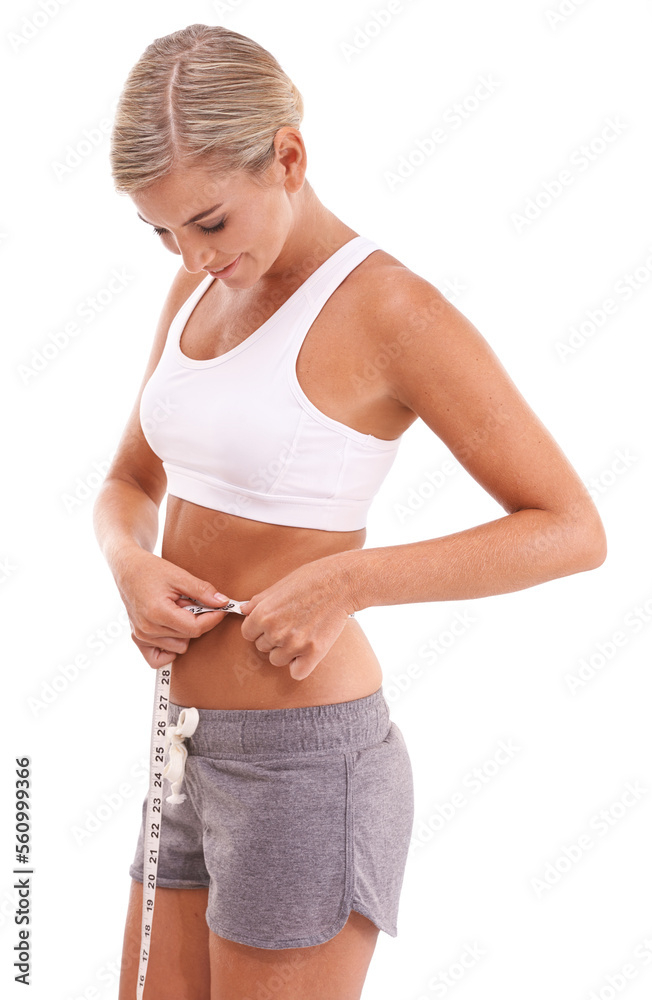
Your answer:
[206,253,241,275]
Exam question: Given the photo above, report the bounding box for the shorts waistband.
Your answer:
[167,686,390,757]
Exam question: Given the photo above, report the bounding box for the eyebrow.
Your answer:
[136,202,224,227]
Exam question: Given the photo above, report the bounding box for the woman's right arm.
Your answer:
[92,266,230,667]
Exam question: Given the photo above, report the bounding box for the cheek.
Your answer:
[242,191,285,235]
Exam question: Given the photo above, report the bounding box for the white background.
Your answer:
[2,0,651,997]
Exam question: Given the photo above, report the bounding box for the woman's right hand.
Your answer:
[115,547,231,668]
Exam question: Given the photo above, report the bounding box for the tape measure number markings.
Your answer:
[136,598,247,997]
[136,662,169,997]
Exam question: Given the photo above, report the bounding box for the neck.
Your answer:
[266,181,359,282]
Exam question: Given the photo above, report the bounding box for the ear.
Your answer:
[273,126,307,192]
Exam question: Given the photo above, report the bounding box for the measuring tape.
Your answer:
[135,596,246,997]
[135,593,354,996]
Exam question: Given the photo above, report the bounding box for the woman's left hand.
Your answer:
[238,555,356,680]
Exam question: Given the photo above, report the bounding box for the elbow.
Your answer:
[569,506,608,572]
[581,523,607,571]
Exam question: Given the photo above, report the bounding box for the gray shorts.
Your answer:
[129,685,414,949]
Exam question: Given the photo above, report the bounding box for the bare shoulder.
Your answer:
[349,246,449,332]
[356,246,446,296]
[345,248,450,379]
[351,247,603,534]
[350,249,500,404]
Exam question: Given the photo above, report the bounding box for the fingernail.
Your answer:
[213,592,228,601]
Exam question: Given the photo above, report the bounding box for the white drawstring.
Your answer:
[163,707,199,804]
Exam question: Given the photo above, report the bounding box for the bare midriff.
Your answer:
[163,497,383,710]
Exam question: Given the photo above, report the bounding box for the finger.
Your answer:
[172,606,232,638]
[288,656,317,681]
[241,618,266,643]
[255,636,278,654]
[151,634,190,653]
[193,610,232,637]
[140,602,228,639]
[132,637,177,669]
[148,647,176,669]
[175,577,231,611]
[175,596,228,612]
[131,631,189,655]
[267,645,292,667]
[172,592,229,613]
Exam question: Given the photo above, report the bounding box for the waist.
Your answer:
[168,613,382,709]
[167,686,390,757]
[162,497,382,709]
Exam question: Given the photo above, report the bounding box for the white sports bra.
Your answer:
[139,235,403,531]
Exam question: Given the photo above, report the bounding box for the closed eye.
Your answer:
[152,218,227,236]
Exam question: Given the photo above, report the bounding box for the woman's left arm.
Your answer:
[327,269,607,611]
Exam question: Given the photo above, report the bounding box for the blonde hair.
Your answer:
[110,23,304,194]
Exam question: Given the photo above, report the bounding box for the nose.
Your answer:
[178,239,216,274]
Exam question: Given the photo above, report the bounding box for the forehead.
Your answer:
[131,165,252,221]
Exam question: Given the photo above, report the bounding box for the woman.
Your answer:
[94,22,607,1000]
